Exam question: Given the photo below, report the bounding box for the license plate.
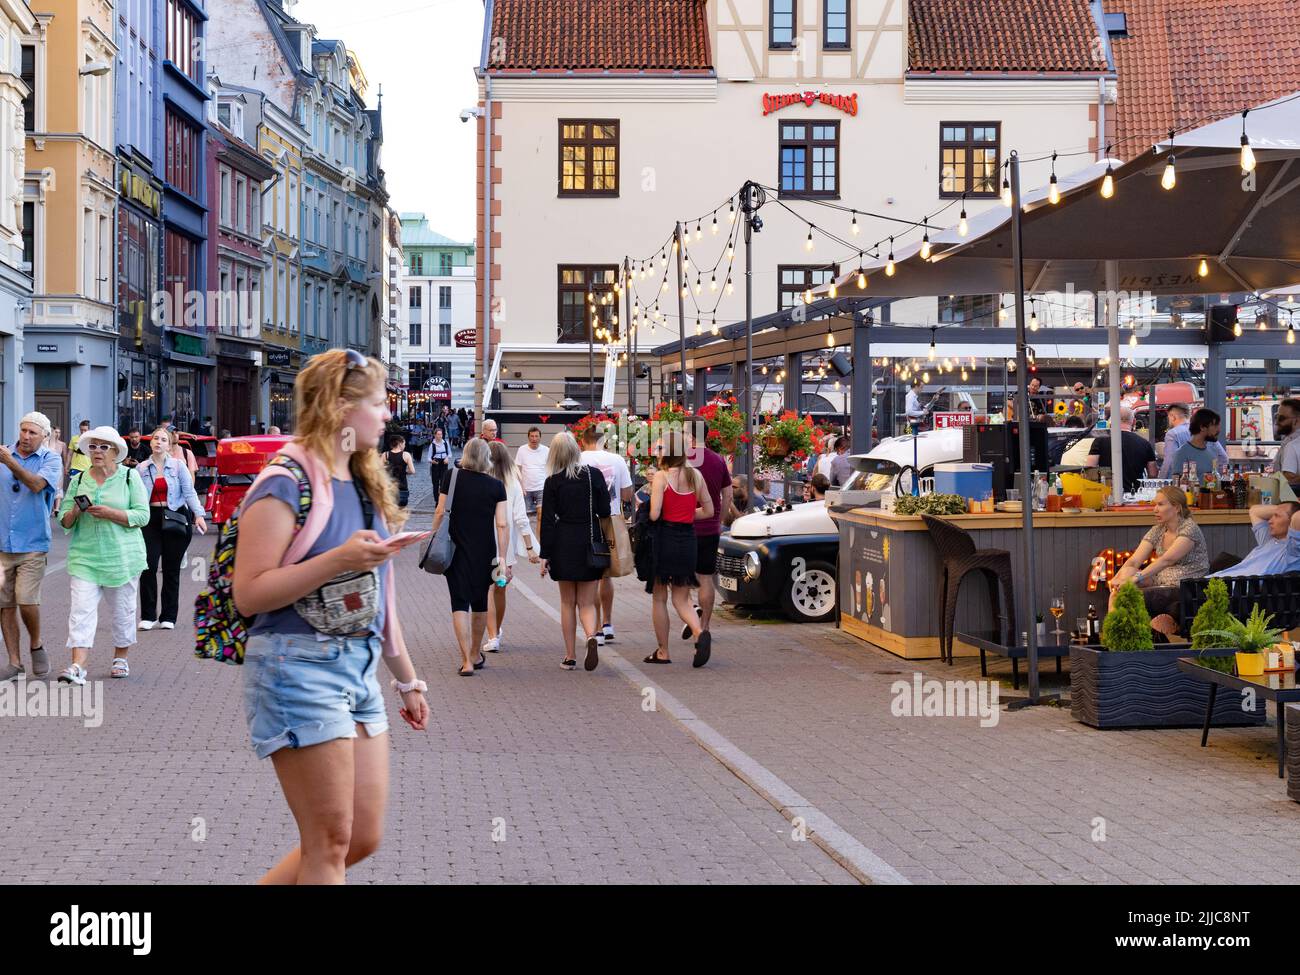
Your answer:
[718,575,738,591]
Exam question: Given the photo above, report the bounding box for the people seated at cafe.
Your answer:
[1106,486,1208,615]
[1159,403,1228,478]
[1085,405,1158,493]
[1167,407,1226,481]
[751,476,777,508]
[803,473,830,502]
[724,477,749,528]
[1149,502,1300,638]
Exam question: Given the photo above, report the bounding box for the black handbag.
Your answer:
[160,507,190,536]
[586,467,611,571]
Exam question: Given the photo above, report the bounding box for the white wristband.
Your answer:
[391,678,427,695]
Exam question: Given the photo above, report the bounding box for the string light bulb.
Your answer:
[695,221,702,240]
[1233,320,1243,337]
[828,279,838,299]
[1198,258,1209,278]
[1240,110,1256,173]
[1101,163,1115,199]
[920,228,931,261]
[1288,326,1296,345]
[726,276,734,295]
[851,211,859,235]
[711,317,719,336]
[928,328,936,361]
[711,214,718,235]
[805,227,814,251]
[1001,170,1012,207]
[1029,303,1038,330]
[803,288,813,304]
[1128,330,1138,348]
[958,195,968,237]
[961,368,968,381]
[826,325,835,349]
[1048,152,1060,204]
[728,199,736,223]
[1161,132,1177,190]
[885,238,895,277]
[922,371,931,383]
[857,267,867,290]
[710,273,717,292]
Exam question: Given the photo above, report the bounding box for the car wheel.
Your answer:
[779,559,837,623]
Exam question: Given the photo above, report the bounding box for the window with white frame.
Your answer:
[219,167,231,227]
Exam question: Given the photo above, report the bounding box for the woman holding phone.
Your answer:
[232,349,430,885]
[136,426,207,631]
[56,427,150,684]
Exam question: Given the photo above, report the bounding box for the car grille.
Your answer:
[716,554,746,577]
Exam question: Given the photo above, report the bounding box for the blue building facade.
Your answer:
[158,0,211,432]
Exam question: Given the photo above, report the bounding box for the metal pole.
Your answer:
[743,185,755,507]
[675,221,687,406]
[624,256,635,415]
[478,80,493,426]
[587,301,594,415]
[1010,151,1043,706]
[1106,260,1123,503]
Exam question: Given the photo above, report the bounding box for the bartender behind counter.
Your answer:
[1085,404,1158,493]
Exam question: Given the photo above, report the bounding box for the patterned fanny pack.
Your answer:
[293,489,380,636]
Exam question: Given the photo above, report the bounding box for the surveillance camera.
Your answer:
[459,109,476,123]
[750,214,763,233]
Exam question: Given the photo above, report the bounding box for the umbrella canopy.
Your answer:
[818,92,1300,298]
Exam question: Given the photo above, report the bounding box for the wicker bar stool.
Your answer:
[921,514,1017,664]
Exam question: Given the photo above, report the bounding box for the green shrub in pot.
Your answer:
[1100,581,1154,652]
[1189,577,1236,673]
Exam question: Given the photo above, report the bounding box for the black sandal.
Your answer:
[458,666,475,677]
[474,652,486,670]
[561,657,577,669]
[693,630,712,669]
[644,650,672,664]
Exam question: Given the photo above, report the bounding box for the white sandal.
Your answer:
[110,657,130,679]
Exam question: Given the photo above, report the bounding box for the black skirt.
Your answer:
[643,520,699,592]
[546,522,606,582]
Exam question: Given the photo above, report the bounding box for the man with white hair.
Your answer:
[480,418,499,442]
[0,412,63,680]
[1085,404,1158,493]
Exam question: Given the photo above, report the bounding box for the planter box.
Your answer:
[1070,645,1268,729]
[1288,704,1300,805]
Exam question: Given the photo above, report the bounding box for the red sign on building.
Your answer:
[933,412,976,429]
[761,91,858,117]
[454,329,476,348]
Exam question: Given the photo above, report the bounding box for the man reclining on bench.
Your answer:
[1150,501,1300,638]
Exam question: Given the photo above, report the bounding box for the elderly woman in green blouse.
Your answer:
[55,426,149,684]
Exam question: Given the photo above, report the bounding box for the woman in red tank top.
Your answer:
[644,440,713,664]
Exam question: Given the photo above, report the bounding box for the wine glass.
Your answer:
[1050,592,1066,641]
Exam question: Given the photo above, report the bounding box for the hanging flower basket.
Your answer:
[763,435,790,458]
[699,394,746,460]
[756,410,821,475]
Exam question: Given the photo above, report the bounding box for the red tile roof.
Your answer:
[1105,0,1300,154]
[486,0,712,73]
[908,0,1106,74]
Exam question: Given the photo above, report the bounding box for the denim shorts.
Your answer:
[242,631,390,759]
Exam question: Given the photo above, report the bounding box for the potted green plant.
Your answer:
[1196,604,1284,678]
[1069,581,1264,729]
[1188,577,1236,674]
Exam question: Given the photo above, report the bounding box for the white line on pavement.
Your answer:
[46,559,66,574]
[511,576,911,886]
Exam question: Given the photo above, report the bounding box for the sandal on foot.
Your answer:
[110,657,130,679]
[473,652,486,670]
[644,650,672,665]
[693,630,712,669]
[561,657,577,669]
[458,666,475,677]
[584,636,599,672]
[58,664,87,686]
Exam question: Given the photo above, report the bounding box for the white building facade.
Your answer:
[478,0,1116,423]
[399,212,476,412]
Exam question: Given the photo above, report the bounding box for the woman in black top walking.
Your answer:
[428,427,451,505]
[384,434,414,507]
[537,431,610,671]
[432,437,508,676]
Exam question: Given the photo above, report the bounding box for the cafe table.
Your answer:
[1176,658,1300,778]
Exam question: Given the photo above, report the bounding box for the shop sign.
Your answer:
[933,412,975,429]
[761,91,858,117]
[502,381,533,391]
[454,329,477,348]
[265,349,292,367]
[422,375,452,400]
[119,169,162,217]
[842,526,891,631]
[36,344,58,353]
[172,333,206,357]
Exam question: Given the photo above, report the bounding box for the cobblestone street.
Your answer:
[3,466,1298,884]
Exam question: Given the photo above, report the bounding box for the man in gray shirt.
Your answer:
[829,436,854,487]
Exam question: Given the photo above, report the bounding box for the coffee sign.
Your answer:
[454,329,476,348]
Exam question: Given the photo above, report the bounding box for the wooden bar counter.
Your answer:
[829,506,1254,660]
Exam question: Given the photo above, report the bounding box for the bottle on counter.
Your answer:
[1087,603,1100,642]
[1233,466,1248,509]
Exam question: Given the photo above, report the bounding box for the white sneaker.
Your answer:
[482,636,500,653]
[602,625,615,644]
[57,664,87,686]
[159,621,175,630]
[139,620,156,631]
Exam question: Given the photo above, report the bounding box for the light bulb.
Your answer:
[999,305,1007,321]
[727,244,734,259]
[922,371,931,383]
[851,212,859,235]
[711,215,718,235]
[1101,167,1115,199]
[885,241,896,276]
[928,342,936,362]
[829,280,838,299]
[761,365,767,375]
[1048,173,1060,205]
[728,200,735,223]
[1240,135,1255,173]
[680,283,688,298]
[961,369,968,381]
[958,210,968,237]
[726,277,734,295]
[1288,328,1296,345]
[805,228,814,251]
[695,222,702,239]
[1198,258,1209,277]
[803,288,813,304]
[1233,321,1242,337]
[1161,156,1176,190]
[1258,318,1268,331]
[826,330,834,349]
[1128,331,1138,347]
[1001,176,1012,207]
[710,274,717,291]
[694,278,701,295]
[711,319,719,336]
[857,270,867,290]
[661,280,668,293]
[695,319,701,334]
[920,232,931,261]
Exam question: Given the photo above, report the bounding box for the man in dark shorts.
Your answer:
[682,416,733,667]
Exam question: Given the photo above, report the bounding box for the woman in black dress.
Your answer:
[384,434,414,507]
[432,437,508,676]
[538,431,610,671]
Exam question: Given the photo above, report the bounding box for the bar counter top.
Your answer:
[830,506,1252,532]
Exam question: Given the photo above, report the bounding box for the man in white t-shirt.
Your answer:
[515,427,550,513]
[1275,398,1300,489]
[579,425,634,644]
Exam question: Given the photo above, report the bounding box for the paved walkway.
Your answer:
[2,463,1298,884]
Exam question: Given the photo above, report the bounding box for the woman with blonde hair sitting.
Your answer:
[1107,484,1208,621]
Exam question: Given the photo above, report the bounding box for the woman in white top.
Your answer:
[483,439,539,653]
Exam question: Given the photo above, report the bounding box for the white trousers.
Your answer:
[67,576,138,650]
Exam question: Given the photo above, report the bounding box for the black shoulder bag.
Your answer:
[586,467,611,571]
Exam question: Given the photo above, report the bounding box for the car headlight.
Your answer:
[743,551,761,580]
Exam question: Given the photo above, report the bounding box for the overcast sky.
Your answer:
[291,0,483,243]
